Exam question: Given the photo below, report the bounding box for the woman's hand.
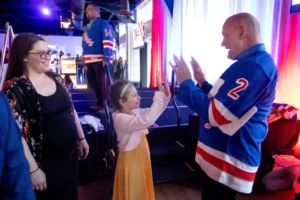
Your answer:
[31,168,47,191]
[78,139,89,160]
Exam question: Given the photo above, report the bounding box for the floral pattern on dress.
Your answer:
[2,72,75,165]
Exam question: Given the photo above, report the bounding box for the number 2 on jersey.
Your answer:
[227,78,248,100]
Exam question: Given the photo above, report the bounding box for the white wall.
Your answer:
[41,35,83,56]
[136,0,152,86]
[0,34,83,57]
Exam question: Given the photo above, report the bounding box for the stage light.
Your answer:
[42,7,50,15]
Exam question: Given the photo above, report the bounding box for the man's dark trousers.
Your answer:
[86,61,108,108]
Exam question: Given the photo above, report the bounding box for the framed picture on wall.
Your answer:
[61,56,76,74]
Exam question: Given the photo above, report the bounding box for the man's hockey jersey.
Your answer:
[82,17,114,63]
[177,44,278,194]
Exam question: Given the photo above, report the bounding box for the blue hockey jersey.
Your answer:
[177,44,278,194]
[82,17,114,63]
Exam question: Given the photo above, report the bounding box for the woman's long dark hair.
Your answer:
[5,33,45,81]
[64,74,73,85]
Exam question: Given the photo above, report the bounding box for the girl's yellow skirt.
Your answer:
[113,134,155,200]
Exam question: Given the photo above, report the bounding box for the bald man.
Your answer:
[82,4,114,111]
[172,13,278,199]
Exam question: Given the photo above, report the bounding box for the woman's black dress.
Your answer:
[35,83,78,200]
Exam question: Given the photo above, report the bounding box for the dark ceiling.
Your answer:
[0,0,140,36]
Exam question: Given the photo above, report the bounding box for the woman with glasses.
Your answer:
[2,33,89,200]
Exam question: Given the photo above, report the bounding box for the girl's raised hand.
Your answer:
[156,72,164,93]
[163,75,170,97]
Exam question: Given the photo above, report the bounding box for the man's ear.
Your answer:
[239,25,246,39]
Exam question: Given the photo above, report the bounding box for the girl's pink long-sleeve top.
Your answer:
[112,91,170,152]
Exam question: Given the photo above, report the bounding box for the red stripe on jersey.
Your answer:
[84,56,103,61]
[103,41,114,47]
[211,98,232,125]
[196,146,256,181]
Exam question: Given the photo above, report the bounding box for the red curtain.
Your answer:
[274,0,300,109]
[150,0,165,87]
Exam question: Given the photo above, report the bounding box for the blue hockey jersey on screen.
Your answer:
[82,17,114,63]
[177,44,278,194]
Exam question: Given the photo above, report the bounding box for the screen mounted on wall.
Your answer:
[291,0,300,13]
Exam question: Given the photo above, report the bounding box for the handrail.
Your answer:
[104,64,112,137]
[104,64,117,179]
[171,70,181,127]
[0,22,15,90]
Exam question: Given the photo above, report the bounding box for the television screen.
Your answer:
[291,0,300,13]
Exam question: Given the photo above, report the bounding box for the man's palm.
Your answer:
[191,57,205,87]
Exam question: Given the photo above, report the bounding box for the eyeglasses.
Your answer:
[28,50,53,59]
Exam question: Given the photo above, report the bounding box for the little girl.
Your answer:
[110,74,170,200]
